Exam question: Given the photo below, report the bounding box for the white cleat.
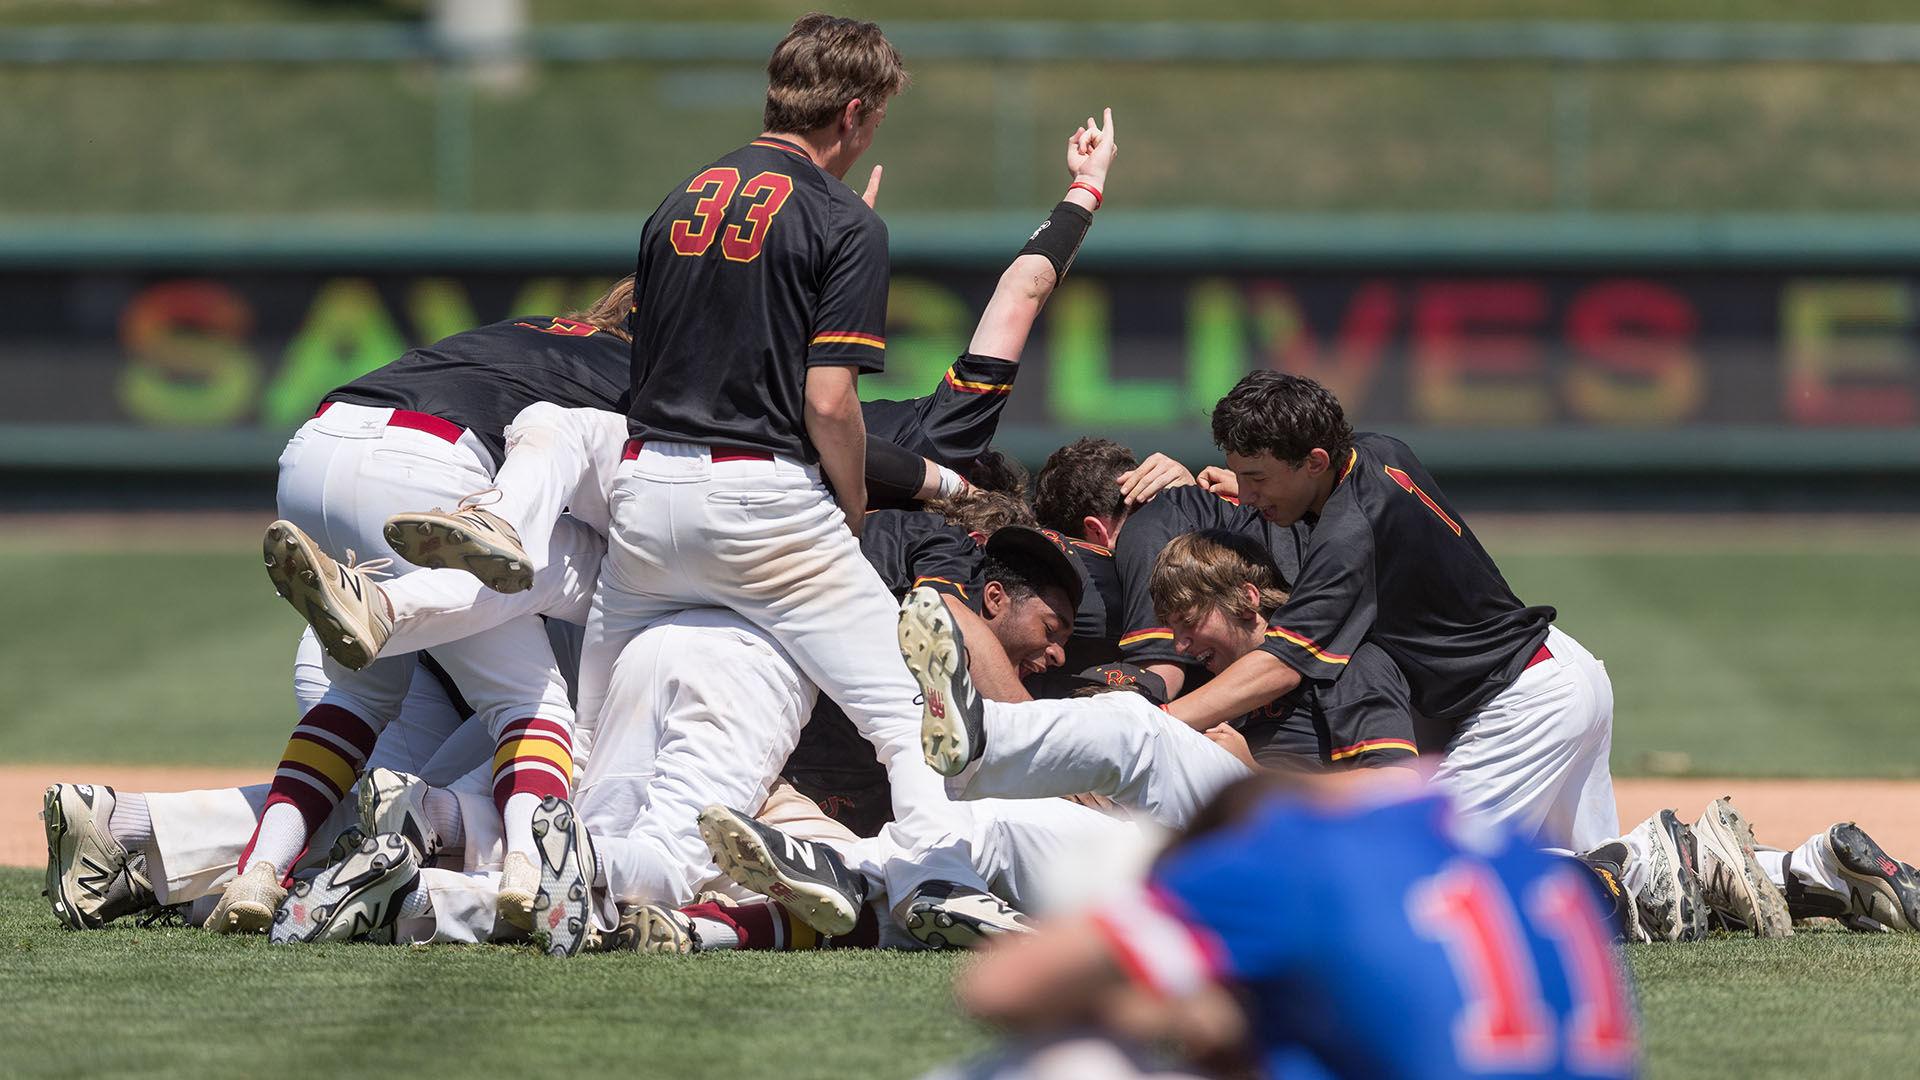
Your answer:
[498,851,538,932]
[205,861,287,935]
[1693,797,1792,938]
[357,768,441,862]
[898,586,984,778]
[263,520,394,671]
[529,795,596,957]
[384,490,531,594]
[42,783,155,929]
[270,833,420,945]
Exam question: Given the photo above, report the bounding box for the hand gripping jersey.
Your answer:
[325,316,630,469]
[1092,792,1639,1080]
[1257,434,1555,721]
[628,136,890,461]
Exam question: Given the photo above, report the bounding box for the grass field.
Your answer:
[7,517,1917,775]
[5,867,1919,1079]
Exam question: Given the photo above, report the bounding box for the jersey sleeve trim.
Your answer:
[1265,626,1351,665]
[1068,539,1113,557]
[810,331,886,349]
[1329,737,1417,762]
[1119,628,1174,647]
[912,575,970,601]
[943,366,1014,396]
[1087,884,1228,1000]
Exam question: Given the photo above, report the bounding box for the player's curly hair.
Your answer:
[929,487,1036,536]
[564,275,634,344]
[1149,529,1289,627]
[967,448,1030,499]
[1033,437,1135,537]
[1210,371,1353,467]
[764,13,910,134]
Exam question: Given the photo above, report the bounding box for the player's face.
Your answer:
[1225,449,1323,526]
[1170,602,1266,674]
[986,584,1074,677]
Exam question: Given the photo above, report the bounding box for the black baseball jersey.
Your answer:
[1113,487,1302,670]
[861,353,1019,470]
[628,136,890,462]
[324,316,629,469]
[781,509,985,830]
[1236,641,1418,771]
[1257,433,1555,721]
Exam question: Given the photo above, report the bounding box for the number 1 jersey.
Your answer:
[627,136,891,462]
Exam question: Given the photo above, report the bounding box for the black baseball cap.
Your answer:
[984,525,1087,610]
[1070,662,1170,706]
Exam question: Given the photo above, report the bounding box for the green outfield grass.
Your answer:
[4,869,1918,1079]
[5,524,1917,775]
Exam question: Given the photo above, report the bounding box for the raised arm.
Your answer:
[967,108,1117,361]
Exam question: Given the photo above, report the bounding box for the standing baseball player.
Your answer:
[1164,373,1617,851]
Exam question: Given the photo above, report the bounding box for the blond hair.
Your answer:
[929,487,1035,536]
[564,275,634,344]
[764,13,910,133]
[1149,530,1289,625]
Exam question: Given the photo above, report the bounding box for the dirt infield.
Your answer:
[3,763,1914,869]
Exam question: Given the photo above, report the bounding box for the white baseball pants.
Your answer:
[945,693,1252,831]
[583,441,989,906]
[1430,626,1618,852]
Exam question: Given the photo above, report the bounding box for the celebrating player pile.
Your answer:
[38,12,1920,1080]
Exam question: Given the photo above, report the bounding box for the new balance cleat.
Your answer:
[206,861,287,934]
[902,880,1032,950]
[899,586,985,777]
[263,520,394,670]
[42,783,155,930]
[384,490,531,594]
[529,795,596,957]
[1626,810,1709,942]
[1693,797,1792,938]
[597,903,699,955]
[1827,822,1920,933]
[270,833,419,945]
[698,805,865,937]
[357,768,440,862]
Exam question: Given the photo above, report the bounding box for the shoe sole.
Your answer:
[42,785,96,930]
[1830,824,1920,933]
[217,899,280,934]
[697,806,859,937]
[384,515,531,594]
[898,589,971,778]
[270,834,417,944]
[636,906,695,955]
[1695,800,1793,938]
[263,521,378,670]
[529,797,592,957]
[903,900,1024,951]
[358,769,438,861]
[1638,813,1706,941]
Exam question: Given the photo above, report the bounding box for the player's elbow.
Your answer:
[1000,255,1058,305]
[803,366,861,423]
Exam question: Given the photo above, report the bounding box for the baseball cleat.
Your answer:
[263,520,394,671]
[205,861,288,934]
[384,490,531,594]
[42,783,156,930]
[596,903,699,954]
[1626,810,1709,942]
[498,851,538,931]
[357,768,440,862]
[528,795,596,957]
[270,833,419,945]
[698,804,866,937]
[902,880,1032,950]
[898,586,985,778]
[1576,841,1647,944]
[1827,822,1920,933]
[1693,797,1792,938]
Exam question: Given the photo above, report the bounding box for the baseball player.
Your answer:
[1159,373,1617,852]
[947,772,1640,1080]
[211,286,638,950]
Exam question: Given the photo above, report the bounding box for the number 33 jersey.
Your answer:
[628,135,891,463]
[1091,791,1639,1080]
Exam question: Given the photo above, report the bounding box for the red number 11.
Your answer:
[1409,861,1635,1075]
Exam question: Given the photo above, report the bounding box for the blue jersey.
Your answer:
[1091,793,1638,1080]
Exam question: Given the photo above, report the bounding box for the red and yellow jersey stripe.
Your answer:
[912,576,969,599]
[1067,539,1112,557]
[1120,627,1175,647]
[1329,738,1417,762]
[1264,626,1351,665]
[810,330,886,350]
[943,366,1014,396]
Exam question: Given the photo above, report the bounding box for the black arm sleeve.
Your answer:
[864,434,927,503]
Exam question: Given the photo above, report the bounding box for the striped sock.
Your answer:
[239,704,380,878]
[491,717,572,858]
[685,900,831,951]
